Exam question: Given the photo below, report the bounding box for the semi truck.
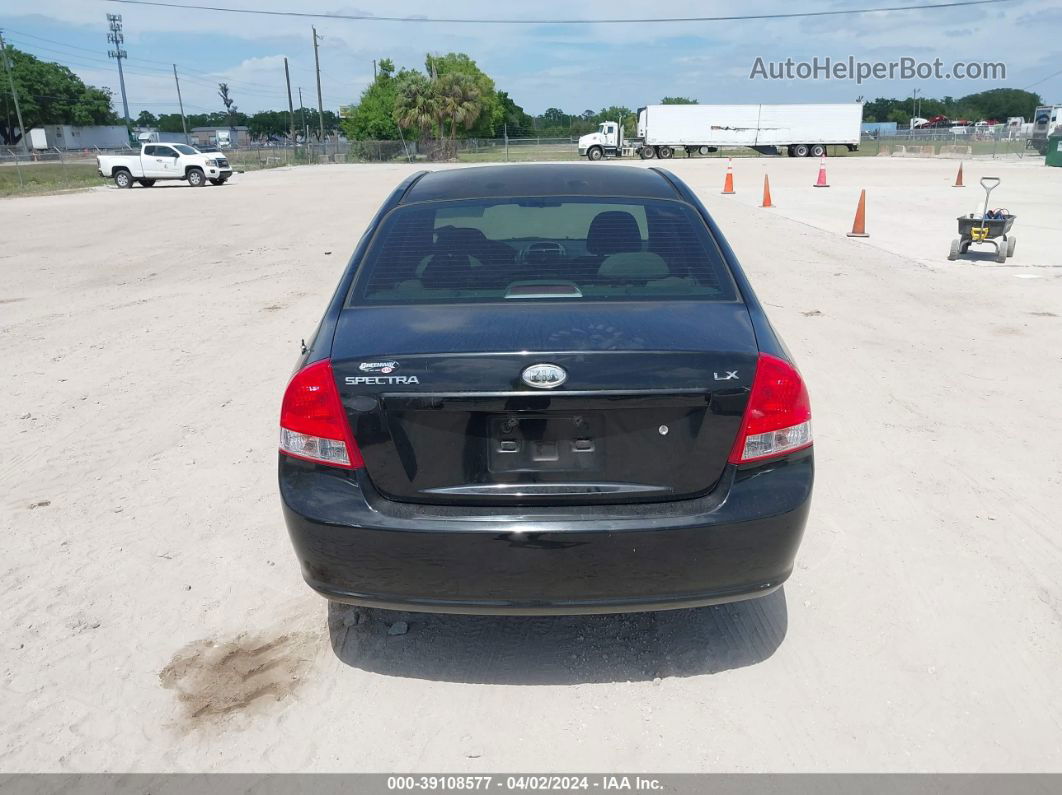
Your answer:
[28,125,130,150]
[578,103,863,160]
[1028,104,1062,154]
[137,130,192,145]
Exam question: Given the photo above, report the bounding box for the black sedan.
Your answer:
[279,164,813,614]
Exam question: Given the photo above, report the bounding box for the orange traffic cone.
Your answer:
[953,162,965,187]
[847,189,869,238]
[761,174,774,208]
[813,156,829,187]
[721,159,735,194]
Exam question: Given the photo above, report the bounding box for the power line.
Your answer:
[5,38,179,78]
[4,29,115,55]
[7,39,291,103]
[104,0,1016,24]
[3,29,291,96]
[1024,67,1062,91]
[0,89,212,110]
[0,31,294,121]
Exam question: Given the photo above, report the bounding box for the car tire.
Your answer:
[114,169,133,189]
[137,179,156,187]
[587,146,603,161]
[948,239,961,261]
[639,145,655,159]
[187,167,206,187]
[810,144,826,158]
[1007,236,1016,257]
[793,144,810,157]
[657,146,673,159]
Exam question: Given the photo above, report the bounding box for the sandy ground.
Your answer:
[1,156,1060,773]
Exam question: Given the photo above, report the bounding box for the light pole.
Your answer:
[106,14,131,133]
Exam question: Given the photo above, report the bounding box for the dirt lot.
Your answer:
[1,157,1060,772]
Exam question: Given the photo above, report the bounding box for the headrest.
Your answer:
[597,252,669,281]
[435,225,488,249]
[586,211,643,256]
[421,252,473,289]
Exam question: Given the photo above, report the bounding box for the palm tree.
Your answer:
[392,73,438,143]
[218,82,238,131]
[436,73,482,156]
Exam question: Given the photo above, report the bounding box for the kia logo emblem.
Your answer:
[521,364,567,389]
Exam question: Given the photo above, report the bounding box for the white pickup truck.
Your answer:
[97,143,233,188]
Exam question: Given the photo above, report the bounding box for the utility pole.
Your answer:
[284,57,295,144]
[106,14,131,131]
[172,64,189,145]
[298,86,308,143]
[373,59,377,80]
[312,27,325,143]
[0,29,30,154]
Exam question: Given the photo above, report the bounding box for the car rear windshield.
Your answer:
[350,197,738,305]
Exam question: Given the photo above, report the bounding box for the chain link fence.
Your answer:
[856,127,1040,159]
[0,146,109,195]
[1,127,1043,195]
[221,137,581,166]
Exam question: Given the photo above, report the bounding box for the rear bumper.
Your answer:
[279,452,812,615]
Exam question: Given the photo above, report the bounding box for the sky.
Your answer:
[2,0,1060,124]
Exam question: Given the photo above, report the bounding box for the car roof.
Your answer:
[399,164,682,204]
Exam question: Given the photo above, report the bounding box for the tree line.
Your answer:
[1,41,1047,150]
[861,89,1042,125]
[1,44,117,146]
[342,55,701,143]
[137,106,342,140]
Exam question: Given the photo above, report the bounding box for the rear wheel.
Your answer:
[186,167,206,187]
[639,145,655,159]
[995,242,1007,263]
[1007,236,1016,257]
[657,145,673,159]
[810,144,826,158]
[587,146,603,161]
[113,169,133,189]
[698,146,712,155]
[793,144,810,157]
[948,239,961,261]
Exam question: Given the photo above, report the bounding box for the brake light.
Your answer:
[728,353,812,464]
[279,359,364,469]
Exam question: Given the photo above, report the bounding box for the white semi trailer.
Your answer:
[578,103,864,160]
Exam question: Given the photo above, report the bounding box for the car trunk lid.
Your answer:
[331,302,757,505]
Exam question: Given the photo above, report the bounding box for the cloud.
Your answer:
[4,0,1059,115]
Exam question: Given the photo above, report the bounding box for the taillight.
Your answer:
[279,359,364,469]
[728,353,812,464]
